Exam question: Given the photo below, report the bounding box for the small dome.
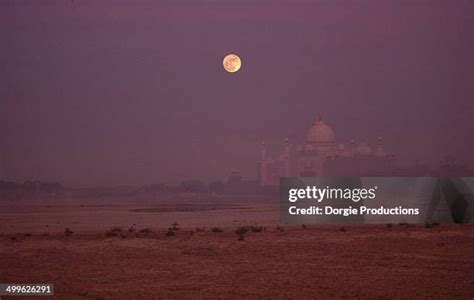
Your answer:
[355,141,372,156]
[336,143,352,158]
[306,117,335,144]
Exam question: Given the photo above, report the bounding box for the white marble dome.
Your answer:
[306,118,336,144]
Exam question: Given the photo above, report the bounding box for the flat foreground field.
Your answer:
[1,225,473,299]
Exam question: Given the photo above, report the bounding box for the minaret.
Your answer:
[260,140,267,161]
[350,139,356,157]
[374,136,387,158]
[283,138,290,157]
[283,138,292,177]
[377,136,383,148]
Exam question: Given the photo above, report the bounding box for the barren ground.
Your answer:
[1,225,473,299]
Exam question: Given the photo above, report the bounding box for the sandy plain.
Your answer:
[1,196,473,299]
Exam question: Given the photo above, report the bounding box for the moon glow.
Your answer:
[223,54,241,73]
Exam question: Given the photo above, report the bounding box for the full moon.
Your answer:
[223,53,241,73]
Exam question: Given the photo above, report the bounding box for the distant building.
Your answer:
[257,115,396,186]
[223,171,260,194]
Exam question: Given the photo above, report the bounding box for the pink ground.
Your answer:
[1,225,473,299]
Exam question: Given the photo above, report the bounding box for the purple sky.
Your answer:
[1,0,473,187]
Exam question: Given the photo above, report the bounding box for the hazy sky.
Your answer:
[1,0,473,187]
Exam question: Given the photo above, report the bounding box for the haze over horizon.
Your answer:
[1,0,473,187]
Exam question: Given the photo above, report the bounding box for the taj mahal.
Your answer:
[257,115,395,186]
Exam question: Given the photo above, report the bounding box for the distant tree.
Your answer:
[0,181,21,191]
[227,171,243,184]
[141,183,166,193]
[40,182,63,193]
[208,181,225,194]
[179,180,207,193]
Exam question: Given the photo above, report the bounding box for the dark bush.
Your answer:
[425,222,440,229]
[139,228,153,234]
[64,228,73,237]
[235,226,249,235]
[211,227,223,233]
[171,222,180,231]
[165,228,175,237]
[250,225,263,233]
[106,227,122,237]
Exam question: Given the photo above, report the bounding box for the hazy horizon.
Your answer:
[1,0,473,187]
